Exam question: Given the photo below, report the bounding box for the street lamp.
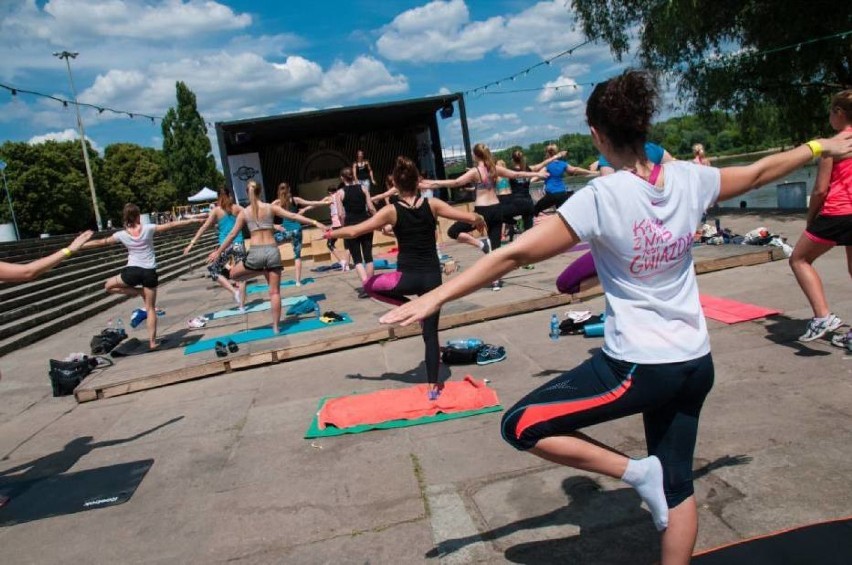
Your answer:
[0,160,20,240]
[53,50,103,231]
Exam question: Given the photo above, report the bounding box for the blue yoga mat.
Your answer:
[374,259,397,270]
[203,296,308,320]
[246,278,315,295]
[184,314,352,354]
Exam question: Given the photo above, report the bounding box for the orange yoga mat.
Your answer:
[700,294,781,324]
[318,376,500,430]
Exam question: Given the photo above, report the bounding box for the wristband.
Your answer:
[61,248,72,257]
[806,140,823,158]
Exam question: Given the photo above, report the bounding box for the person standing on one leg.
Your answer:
[336,167,378,299]
[327,156,485,399]
[531,144,596,216]
[380,70,852,565]
[789,89,852,342]
[210,180,326,334]
[508,150,536,239]
[272,182,330,287]
[83,204,199,350]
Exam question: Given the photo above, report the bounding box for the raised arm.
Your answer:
[426,168,479,189]
[430,199,486,228]
[325,206,395,240]
[529,151,566,172]
[80,233,117,250]
[272,204,325,229]
[496,164,547,180]
[567,165,597,176]
[294,196,332,207]
[718,134,852,202]
[0,230,94,283]
[371,187,398,203]
[184,212,217,254]
[155,218,202,234]
[380,215,579,326]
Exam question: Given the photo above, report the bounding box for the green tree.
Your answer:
[102,143,177,224]
[571,0,851,141]
[161,81,221,201]
[0,140,103,236]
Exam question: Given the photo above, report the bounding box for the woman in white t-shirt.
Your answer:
[83,204,199,350]
[380,71,852,565]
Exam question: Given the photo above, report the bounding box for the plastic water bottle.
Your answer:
[446,338,483,349]
[549,314,560,341]
[313,302,321,318]
[115,318,124,333]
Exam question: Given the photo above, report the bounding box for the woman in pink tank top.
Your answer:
[789,89,852,343]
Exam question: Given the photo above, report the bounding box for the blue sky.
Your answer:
[0,0,655,162]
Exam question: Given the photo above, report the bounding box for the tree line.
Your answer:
[0,81,221,237]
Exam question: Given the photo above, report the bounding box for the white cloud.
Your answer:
[465,112,520,131]
[537,76,583,103]
[28,127,102,153]
[482,124,561,145]
[303,56,408,103]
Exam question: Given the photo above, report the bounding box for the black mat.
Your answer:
[0,459,153,526]
[111,329,199,356]
[693,517,852,564]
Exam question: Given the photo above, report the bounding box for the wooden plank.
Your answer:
[73,244,780,403]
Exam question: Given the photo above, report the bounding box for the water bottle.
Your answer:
[313,302,321,318]
[549,314,560,341]
[106,318,113,330]
[446,338,483,349]
[115,318,124,333]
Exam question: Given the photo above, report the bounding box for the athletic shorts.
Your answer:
[274,228,303,259]
[207,242,247,280]
[805,214,852,246]
[120,266,159,288]
[243,244,282,271]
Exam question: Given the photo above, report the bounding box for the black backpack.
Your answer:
[49,357,98,397]
[90,328,127,355]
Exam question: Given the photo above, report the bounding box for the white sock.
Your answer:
[622,456,668,531]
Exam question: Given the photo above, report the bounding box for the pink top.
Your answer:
[822,127,852,216]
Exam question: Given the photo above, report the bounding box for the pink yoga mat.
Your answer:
[319,376,499,429]
[700,295,781,324]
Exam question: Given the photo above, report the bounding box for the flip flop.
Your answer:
[227,340,239,353]
[214,341,228,357]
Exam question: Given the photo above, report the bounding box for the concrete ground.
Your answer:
[0,211,849,564]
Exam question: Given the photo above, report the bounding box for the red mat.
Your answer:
[319,376,499,430]
[700,294,781,324]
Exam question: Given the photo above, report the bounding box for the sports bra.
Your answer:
[473,164,494,190]
[244,205,275,232]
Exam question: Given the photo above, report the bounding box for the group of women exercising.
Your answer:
[6,70,850,565]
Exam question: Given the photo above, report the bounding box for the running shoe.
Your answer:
[491,280,503,291]
[798,314,842,342]
[481,238,491,254]
[476,345,507,365]
[357,289,370,299]
[187,317,206,329]
[129,308,147,329]
[830,330,851,351]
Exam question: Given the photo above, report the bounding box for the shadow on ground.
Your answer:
[345,361,452,385]
[762,315,832,357]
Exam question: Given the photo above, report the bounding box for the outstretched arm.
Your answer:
[718,133,852,202]
[430,199,485,229]
[380,215,579,326]
[272,204,325,229]
[0,230,94,283]
[155,218,202,233]
[325,206,395,239]
[496,165,547,180]
[529,151,566,172]
[209,214,246,262]
[425,168,479,189]
[568,165,597,176]
[184,213,216,254]
[294,196,332,207]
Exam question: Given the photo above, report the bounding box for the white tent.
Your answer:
[187,186,218,202]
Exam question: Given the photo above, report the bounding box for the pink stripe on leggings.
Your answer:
[364,272,405,306]
[804,229,836,247]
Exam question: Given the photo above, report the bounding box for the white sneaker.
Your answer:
[481,238,492,254]
[798,314,842,342]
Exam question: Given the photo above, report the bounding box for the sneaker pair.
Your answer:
[187,317,207,329]
[830,330,852,352]
[476,345,506,365]
[491,280,504,292]
[798,314,843,342]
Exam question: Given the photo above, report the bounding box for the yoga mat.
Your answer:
[203,296,308,320]
[374,258,397,270]
[183,314,351,354]
[306,376,501,438]
[246,278,315,295]
[700,294,782,324]
[692,517,852,565]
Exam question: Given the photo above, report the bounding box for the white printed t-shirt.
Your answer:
[113,224,157,269]
[558,161,721,363]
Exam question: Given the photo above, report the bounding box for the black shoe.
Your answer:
[358,289,369,299]
[214,341,228,357]
[227,340,239,353]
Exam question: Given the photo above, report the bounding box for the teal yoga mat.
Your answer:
[246,278,315,295]
[203,296,308,320]
[183,314,352,354]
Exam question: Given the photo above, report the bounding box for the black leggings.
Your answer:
[512,194,535,232]
[364,270,443,383]
[346,231,373,265]
[534,191,572,216]
[447,204,503,252]
[501,351,714,508]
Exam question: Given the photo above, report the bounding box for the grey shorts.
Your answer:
[243,244,282,271]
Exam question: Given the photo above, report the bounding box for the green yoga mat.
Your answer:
[246,278,315,295]
[184,314,351,354]
[203,296,308,320]
[304,396,503,438]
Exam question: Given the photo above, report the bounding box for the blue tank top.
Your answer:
[598,142,666,169]
[544,160,568,193]
[218,211,243,245]
[280,201,301,231]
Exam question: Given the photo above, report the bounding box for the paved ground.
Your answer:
[0,211,849,564]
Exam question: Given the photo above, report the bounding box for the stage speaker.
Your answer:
[440,104,454,119]
[234,131,252,144]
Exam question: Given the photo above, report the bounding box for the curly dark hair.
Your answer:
[392,156,420,195]
[586,70,659,153]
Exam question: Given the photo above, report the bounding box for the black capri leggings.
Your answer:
[534,191,572,216]
[501,350,714,508]
[364,269,443,383]
[346,231,373,265]
[447,204,503,252]
[512,194,535,232]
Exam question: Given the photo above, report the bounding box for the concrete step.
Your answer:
[0,255,204,356]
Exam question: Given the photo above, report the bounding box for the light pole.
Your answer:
[53,50,103,231]
[0,160,20,240]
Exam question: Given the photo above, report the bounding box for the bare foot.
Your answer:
[149,340,160,351]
